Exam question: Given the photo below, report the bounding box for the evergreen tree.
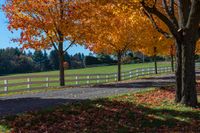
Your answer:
[43,50,51,71]
[33,50,45,71]
[49,50,59,70]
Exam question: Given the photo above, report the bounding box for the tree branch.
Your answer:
[141,0,179,39]
[186,0,200,40]
[177,0,191,27]
[162,0,179,27]
[64,40,76,53]
[143,9,173,38]
[52,42,59,52]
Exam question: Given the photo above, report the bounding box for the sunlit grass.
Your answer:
[0,61,171,94]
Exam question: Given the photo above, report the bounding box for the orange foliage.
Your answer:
[72,1,154,56]
[133,17,173,57]
[3,0,78,50]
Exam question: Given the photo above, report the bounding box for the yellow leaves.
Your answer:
[74,0,170,56]
[73,0,152,55]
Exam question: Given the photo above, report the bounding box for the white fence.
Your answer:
[0,66,173,93]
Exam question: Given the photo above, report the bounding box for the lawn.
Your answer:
[1,88,200,132]
[0,61,171,93]
[2,61,169,77]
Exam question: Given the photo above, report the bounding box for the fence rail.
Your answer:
[0,66,174,94]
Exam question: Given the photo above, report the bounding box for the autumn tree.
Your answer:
[98,0,200,106]
[72,1,145,81]
[137,25,173,74]
[72,0,200,106]
[136,0,200,106]
[3,0,78,86]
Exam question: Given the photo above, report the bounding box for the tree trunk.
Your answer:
[175,41,182,103]
[181,36,197,106]
[58,31,65,86]
[117,52,122,81]
[170,45,175,72]
[154,56,158,74]
[154,47,158,74]
[171,54,174,72]
[140,0,200,107]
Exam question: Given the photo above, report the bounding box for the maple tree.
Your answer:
[3,0,78,86]
[139,38,173,74]
[72,0,174,81]
[72,1,147,81]
[135,20,173,74]
[137,0,200,106]
[98,0,200,106]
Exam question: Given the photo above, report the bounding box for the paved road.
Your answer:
[0,74,175,117]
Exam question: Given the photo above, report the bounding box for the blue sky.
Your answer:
[0,0,91,55]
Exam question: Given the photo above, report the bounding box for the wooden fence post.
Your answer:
[4,80,8,92]
[142,69,144,75]
[27,78,31,89]
[46,77,49,87]
[76,76,78,85]
[87,76,90,84]
[136,69,139,78]
[129,71,132,79]
[106,75,108,82]
[97,75,100,84]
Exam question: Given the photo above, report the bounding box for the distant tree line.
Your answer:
[0,48,170,76]
[0,48,119,75]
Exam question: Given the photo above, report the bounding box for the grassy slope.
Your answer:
[1,88,199,132]
[2,61,169,77]
[0,62,171,92]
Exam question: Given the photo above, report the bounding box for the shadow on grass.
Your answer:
[0,97,200,132]
[0,98,87,117]
[95,81,175,88]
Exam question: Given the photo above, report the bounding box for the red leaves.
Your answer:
[134,89,175,106]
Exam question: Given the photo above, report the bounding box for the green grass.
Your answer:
[2,61,169,77]
[0,61,171,93]
[1,88,200,132]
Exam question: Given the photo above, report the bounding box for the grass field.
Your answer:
[1,88,199,132]
[2,61,170,77]
[0,61,171,93]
